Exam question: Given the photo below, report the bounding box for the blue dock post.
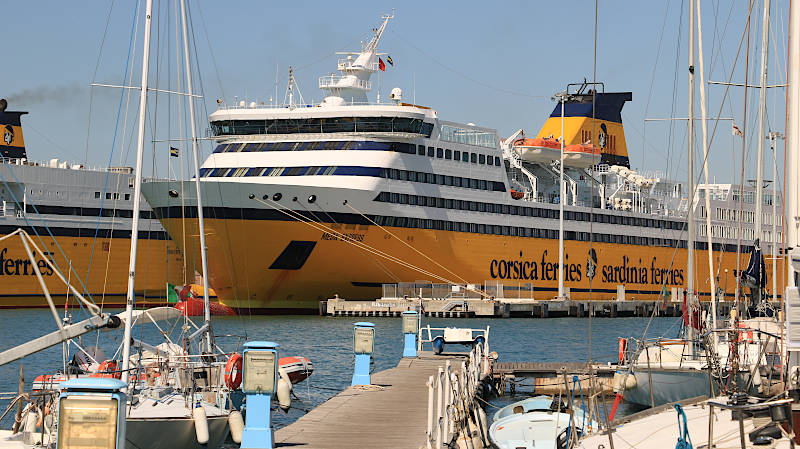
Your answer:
[352,322,375,386]
[57,378,127,449]
[402,311,418,357]
[240,341,279,449]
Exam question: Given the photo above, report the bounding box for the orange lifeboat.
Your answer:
[563,143,601,168]
[510,189,525,200]
[512,138,561,163]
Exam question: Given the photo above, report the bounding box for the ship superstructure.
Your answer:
[142,14,782,312]
[0,103,183,307]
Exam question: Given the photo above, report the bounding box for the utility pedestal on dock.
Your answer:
[352,322,375,386]
[240,341,279,449]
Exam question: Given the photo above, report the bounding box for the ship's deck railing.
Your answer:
[337,59,379,72]
[215,98,419,111]
[0,158,130,174]
[318,74,371,90]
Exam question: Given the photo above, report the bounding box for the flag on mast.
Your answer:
[386,55,394,66]
[378,58,386,71]
[732,123,743,137]
[170,146,179,157]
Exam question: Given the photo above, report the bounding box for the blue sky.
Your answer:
[1,0,789,184]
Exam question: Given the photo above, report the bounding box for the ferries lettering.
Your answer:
[0,248,53,276]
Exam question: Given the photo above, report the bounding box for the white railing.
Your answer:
[318,75,371,90]
[425,342,491,449]
[337,59,379,72]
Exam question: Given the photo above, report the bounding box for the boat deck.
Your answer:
[275,351,467,449]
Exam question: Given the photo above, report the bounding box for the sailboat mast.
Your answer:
[755,0,771,251]
[789,0,800,288]
[121,0,154,384]
[695,0,718,338]
[179,0,214,353]
[687,0,696,346]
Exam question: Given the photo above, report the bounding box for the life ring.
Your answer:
[735,324,754,344]
[225,354,243,390]
[93,360,121,379]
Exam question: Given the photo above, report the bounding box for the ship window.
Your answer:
[462,152,469,162]
[436,148,443,158]
[469,179,478,189]
[478,202,486,212]
[125,193,130,201]
[495,156,501,166]
[427,146,435,157]
[479,154,486,164]
[426,173,435,183]
[106,193,111,200]
[436,174,444,185]
[479,180,487,190]
[454,150,461,161]
[94,192,100,199]
[445,198,453,208]
[418,145,426,155]
[470,153,477,163]
[445,149,452,159]
[453,177,462,187]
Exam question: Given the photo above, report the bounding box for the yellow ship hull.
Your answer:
[160,216,782,313]
[0,233,185,308]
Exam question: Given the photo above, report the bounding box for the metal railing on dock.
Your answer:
[426,342,491,449]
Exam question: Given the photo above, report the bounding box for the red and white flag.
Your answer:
[732,123,743,137]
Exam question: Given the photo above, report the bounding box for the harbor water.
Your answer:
[0,310,679,431]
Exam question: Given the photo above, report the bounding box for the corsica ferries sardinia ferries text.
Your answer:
[142,14,783,313]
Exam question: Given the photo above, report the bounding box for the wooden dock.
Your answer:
[275,352,471,449]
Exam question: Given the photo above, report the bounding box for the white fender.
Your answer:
[228,410,244,444]
[22,408,40,446]
[277,367,292,412]
[192,406,209,445]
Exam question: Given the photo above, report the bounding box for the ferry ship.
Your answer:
[0,100,185,307]
[142,14,783,313]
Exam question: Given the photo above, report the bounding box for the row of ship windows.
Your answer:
[199,166,506,192]
[369,213,746,253]
[26,204,157,219]
[211,140,502,167]
[210,117,434,137]
[374,191,686,230]
[699,225,783,243]
[94,191,131,201]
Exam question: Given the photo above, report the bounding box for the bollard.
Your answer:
[352,322,375,386]
[240,341,279,449]
[57,378,127,449]
[402,311,419,357]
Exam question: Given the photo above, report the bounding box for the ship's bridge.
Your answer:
[208,104,437,140]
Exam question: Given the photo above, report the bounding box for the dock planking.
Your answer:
[275,351,467,449]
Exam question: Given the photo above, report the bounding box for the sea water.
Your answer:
[0,310,680,430]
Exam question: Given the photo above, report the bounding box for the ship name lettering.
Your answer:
[320,232,365,242]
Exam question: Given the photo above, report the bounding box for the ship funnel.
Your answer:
[0,101,27,159]
[535,89,632,168]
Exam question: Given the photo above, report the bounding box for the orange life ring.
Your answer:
[93,360,121,379]
[225,353,243,389]
[735,324,754,343]
[618,338,627,364]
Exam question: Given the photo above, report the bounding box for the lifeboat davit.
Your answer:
[175,298,237,316]
[563,143,602,168]
[278,356,314,384]
[512,138,561,163]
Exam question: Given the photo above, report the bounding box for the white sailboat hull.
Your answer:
[623,369,712,407]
